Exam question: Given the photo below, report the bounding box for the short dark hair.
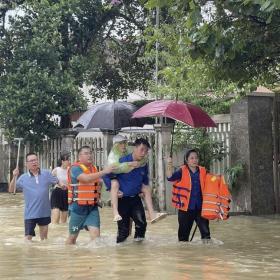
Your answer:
[184,149,199,165]
[78,145,92,155]
[134,138,151,149]
[26,152,37,160]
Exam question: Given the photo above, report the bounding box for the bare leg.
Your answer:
[60,211,68,224]
[111,179,122,222]
[141,185,168,224]
[25,235,33,241]
[141,186,156,220]
[66,234,79,245]
[39,225,48,240]
[51,208,60,224]
[88,226,100,240]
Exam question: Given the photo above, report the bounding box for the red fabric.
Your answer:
[132,100,216,127]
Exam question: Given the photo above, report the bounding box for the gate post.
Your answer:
[154,123,173,212]
[230,87,275,214]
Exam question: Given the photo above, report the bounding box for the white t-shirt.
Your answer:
[53,166,68,185]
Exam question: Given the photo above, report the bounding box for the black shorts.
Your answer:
[24,217,51,236]
[50,188,68,211]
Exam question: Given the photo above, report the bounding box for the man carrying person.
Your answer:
[104,138,152,243]
[9,152,58,241]
[66,145,116,245]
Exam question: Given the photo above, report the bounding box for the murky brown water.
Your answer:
[1,193,280,280]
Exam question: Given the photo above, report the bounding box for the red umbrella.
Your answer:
[132,100,216,127]
[132,100,216,155]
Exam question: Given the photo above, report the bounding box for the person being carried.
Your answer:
[9,152,58,241]
[66,145,116,245]
[105,134,167,223]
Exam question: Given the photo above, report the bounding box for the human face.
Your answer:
[118,141,127,154]
[26,154,39,172]
[79,148,93,164]
[61,159,70,169]
[133,144,149,161]
[186,152,199,169]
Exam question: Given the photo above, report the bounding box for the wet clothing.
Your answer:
[117,196,147,243]
[68,205,100,234]
[104,144,148,190]
[113,153,149,243]
[16,169,58,219]
[178,209,210,241]
[24,217,51,237]
[68,164,100,233]
[167,165,210,241]
[50,187,68,211]
[115,154,149,196]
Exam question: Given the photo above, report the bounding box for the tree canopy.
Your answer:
[144,0,280,113]
[0,0,151,144]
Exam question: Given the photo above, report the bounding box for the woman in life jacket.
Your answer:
[167,149,211,242]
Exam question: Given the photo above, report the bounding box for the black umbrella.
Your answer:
[75,101,147,132]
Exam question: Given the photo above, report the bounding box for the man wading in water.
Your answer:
[9,153,58,241]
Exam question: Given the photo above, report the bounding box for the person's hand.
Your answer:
[12,168,19,177]
[61,184,67,190]
[128,161,140,168]
[103,164,118,174]
[167,157,173,168]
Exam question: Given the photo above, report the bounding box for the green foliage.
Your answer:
[144,0,280,114]
[173,125,226,170]
[225,163,244,189]
[0,0,152,144]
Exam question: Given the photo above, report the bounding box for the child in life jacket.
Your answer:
[106,134,167,223]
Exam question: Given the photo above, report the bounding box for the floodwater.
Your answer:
[0,194,280,280]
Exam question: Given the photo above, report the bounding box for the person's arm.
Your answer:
[77,165,117,183]
[8,168,20,193]
[108,150,137,174]
[166,158,182,182]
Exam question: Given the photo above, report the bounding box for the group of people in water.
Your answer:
[8,134,231,244]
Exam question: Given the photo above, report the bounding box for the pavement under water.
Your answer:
[0,193,280,280]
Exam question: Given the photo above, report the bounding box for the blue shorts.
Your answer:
[68,205,100,235]
[24,217,51,236]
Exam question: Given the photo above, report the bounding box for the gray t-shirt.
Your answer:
[16,169,58,219]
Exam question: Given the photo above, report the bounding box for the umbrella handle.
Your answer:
[169,123,175,157]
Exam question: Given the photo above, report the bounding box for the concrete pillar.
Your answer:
[59,129,78,155]
[102,131,114,163]
[230,90,275,214]
[154,123,173,212]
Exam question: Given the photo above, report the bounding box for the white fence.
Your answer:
[0,114,231,189]
[208,114,231,175]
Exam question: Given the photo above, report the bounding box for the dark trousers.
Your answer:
[117,196,147,243]
[178,209,211,241]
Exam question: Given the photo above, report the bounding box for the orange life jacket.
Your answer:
[201,174,231,220]
[67,162,101,206]
[171,165,207,211]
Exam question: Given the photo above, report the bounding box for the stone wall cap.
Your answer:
[248,86,275,97]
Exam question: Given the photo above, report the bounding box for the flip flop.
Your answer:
[151,212,168,224]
